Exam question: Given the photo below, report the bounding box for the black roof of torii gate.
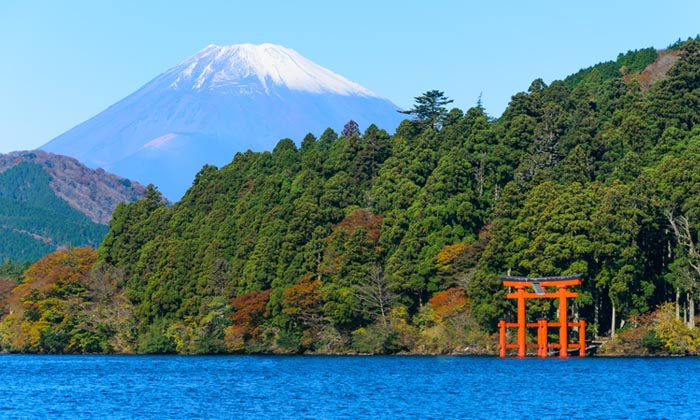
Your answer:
[499,274,582,282]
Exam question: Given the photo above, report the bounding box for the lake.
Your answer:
[0,355,697,419]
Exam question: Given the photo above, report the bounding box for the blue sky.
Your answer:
[1,0,699,153]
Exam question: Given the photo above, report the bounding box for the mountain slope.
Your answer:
[40,43,405,200]
[0,150,147,262]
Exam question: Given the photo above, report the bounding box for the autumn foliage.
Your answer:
[332,209,383,243]
[429,287,470,324]
[282,275,324,323]
[225,289,271,351]
[436,244,467,272]
[0,247,106,353]
[281,275,326,350]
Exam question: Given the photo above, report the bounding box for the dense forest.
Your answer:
[2,38,700,355]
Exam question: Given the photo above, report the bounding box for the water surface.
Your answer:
[0,355,696,419]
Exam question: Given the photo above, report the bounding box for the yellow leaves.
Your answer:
[652,303,700,354]
[21,318,50,351]
[0,313,26,350]
[0,314,51,353]
[435,243,467,272]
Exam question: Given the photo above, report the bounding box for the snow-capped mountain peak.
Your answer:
[41,42,404,200]
[166,43,378,97]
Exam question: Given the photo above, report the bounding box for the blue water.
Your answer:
[0,355,697,419]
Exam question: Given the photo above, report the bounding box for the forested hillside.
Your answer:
[2,38,700,355]
[0,162,108,262]
[0,151,147,263]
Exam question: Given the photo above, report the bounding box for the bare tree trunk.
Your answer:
[689,292,696,328]
[611,304,617,338]
[666,211,700,328]
[676,289,681,320]
[594,290,600,327]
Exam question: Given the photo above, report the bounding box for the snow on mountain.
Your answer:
[166,43,379,97]
[40,43,405,200]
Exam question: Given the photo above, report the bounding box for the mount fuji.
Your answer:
[41,43,405,200]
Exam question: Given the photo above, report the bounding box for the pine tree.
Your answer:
[399,90,454,130]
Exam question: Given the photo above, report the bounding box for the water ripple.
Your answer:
[0,355,698,419]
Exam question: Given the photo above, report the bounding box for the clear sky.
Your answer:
[1,0,698,153]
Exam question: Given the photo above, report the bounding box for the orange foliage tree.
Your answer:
[19,246,98,298]
[333,209,383,243]
[281,274,326,349]
[429,287,471,325]
[282,275,324,324]
[225,289,271,352]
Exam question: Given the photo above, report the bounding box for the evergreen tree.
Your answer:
[399,90,454,130]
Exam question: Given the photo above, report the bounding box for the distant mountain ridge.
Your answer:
[0,150,147,224]
[0,150,147,262]
[40,43,405,200]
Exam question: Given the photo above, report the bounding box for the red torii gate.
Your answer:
[498,274,586,357]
